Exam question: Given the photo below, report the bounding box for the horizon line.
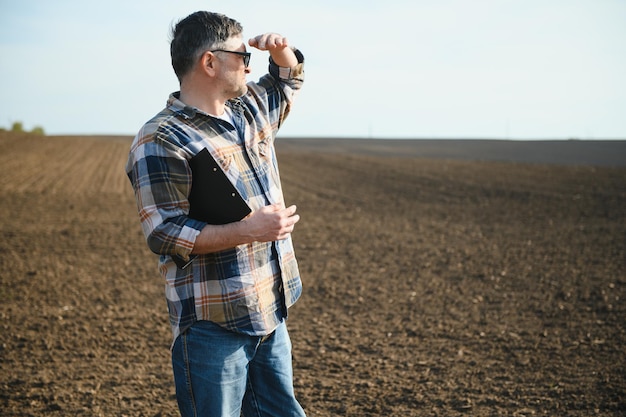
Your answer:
[41,134,626,142]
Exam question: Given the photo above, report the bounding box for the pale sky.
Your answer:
[1,0,625,139]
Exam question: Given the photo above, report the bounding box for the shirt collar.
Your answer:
[168,92,200,120]
[167,92,244,120]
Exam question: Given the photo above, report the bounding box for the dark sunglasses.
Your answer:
[211,49,251,67]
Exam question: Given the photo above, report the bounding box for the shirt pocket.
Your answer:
[257,139,270,158]
[217,154,234,172]
[256,139,278,173]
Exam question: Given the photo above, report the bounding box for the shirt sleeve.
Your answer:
[125,130,205,260]
[244,48,305,134]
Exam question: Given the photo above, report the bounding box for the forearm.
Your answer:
[270,47,298,68]
[191,204,300,254]
[190,221,251,254]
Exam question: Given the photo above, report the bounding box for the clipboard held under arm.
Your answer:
[173,148,252,269]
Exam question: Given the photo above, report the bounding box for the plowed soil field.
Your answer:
[1,132,625,416]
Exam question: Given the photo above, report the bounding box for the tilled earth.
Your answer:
[1,133,625,416]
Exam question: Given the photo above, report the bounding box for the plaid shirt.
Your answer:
[126,51,305,344]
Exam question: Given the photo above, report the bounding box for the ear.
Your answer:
[200,51,217,77]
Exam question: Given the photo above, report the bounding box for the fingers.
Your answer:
[277,204,299,228]
[248,204,299,241]
[283,207,299,239]
[270,204,300,237]
[265,203,296,215]
[278,212,299,240]
[284,204,297,216]
[248,33,289,51]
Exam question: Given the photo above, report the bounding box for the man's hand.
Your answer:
[249,33,298,68]
[243,204,300,242]
[191,204,299,255]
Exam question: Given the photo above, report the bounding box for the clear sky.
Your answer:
[1,0,625,139]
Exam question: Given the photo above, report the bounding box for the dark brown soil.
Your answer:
[1,132,625,416]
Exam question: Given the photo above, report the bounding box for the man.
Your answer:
[125,11,306,417]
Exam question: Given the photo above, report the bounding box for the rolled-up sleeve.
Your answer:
[268,48,305,83]
[126,132,204,259]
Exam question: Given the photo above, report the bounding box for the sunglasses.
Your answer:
[211,49,251,67]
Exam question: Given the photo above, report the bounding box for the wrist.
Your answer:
[270,47,298,68]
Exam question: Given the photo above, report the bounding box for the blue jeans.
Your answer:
[171,320,306,417]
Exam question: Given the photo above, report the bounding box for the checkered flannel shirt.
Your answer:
[126,51,305,344]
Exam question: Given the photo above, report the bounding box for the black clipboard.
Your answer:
[173,148,252,269]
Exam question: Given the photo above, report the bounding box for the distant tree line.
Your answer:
[0,121,45,135]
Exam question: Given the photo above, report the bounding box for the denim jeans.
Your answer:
[171,320,306,417]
